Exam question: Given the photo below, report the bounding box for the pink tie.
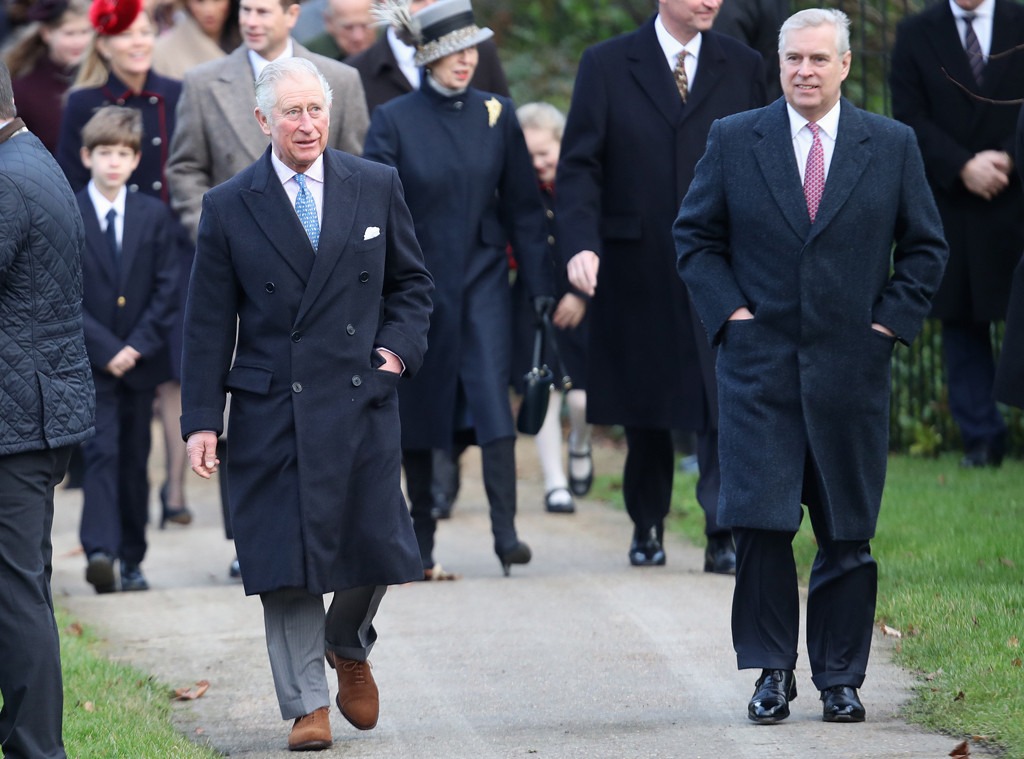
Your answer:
[804,122,825,223]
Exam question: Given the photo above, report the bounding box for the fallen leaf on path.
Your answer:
[949,739,970,756]
[65,622,83,637]
[953,691,965,702]
[999,557,1015,568]
[881,624,902,638]
[173,680,210,700]
[1009,636,1020,648]
[925,668,944,681]
[81,701,95,712]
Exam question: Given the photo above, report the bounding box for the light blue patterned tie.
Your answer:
[294,173,320,251]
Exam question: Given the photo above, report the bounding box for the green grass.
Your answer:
[591,453,1024,756]
[57,608,219,759]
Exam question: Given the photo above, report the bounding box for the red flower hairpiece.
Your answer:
[88,0,141,35]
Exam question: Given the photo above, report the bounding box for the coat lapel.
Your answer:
[209,47,268,163]
[681,32,727,127]
[627,19,684,128]
[752,100,809,238]
[241,150,316,283]
[79,197,118,285]
[923,5,977,103]
[980,1,1018,97]
[296,151,358,325]
[120,193,144,287]
[807,99,871,242]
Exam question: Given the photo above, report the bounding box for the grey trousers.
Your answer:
[260,585,386,719]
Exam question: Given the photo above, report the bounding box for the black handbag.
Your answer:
[516,308,570,435]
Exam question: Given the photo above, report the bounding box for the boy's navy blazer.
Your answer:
[76,188,179,390]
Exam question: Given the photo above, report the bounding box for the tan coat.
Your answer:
[152,11,226,81]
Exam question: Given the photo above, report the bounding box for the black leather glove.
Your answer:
[532,295,556,320]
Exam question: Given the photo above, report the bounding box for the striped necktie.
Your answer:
[962,13,985,85]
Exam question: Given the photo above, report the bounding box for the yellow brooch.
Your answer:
[485,97,502,127]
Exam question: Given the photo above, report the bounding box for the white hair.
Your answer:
[254,58,334,119]
[516,102,566,141]
[778,8,851,56]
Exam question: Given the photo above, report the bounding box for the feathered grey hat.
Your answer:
[372,0,493,67]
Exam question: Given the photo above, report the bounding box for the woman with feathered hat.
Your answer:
[364,0,554,579]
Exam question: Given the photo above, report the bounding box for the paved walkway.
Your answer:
[51,437,982,758]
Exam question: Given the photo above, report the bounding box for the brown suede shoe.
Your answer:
[287,706,332,751]
[326,651,379,730]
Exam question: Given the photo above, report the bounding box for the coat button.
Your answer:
[346,324,355,335]
[149,96,159,105]
[546,209,554,219]
[351,375,362,387]
[547,235,555,245]
[359,271,369,283]
[292,382,302,393]
[117,296,126,307]
[454,101,463,110]
[151,136,161,146]
[265,282,275,293]
[291,331,302,342]
[129,184,139,192]
[152,180,162,191]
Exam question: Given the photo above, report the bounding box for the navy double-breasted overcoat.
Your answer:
[180,147,433,595]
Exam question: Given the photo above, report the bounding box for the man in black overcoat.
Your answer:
[676,8,948,725]
[559,0,766,571]
[994,105,1024,410]
[890,0,1024,467]
[180,58,432,750]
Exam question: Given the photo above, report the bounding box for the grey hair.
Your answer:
[778,8,851,56]
[254,58,334,119]
[516,102,565,141]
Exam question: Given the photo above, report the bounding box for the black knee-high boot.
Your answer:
[480,436,530,575]
[402,448,436,571]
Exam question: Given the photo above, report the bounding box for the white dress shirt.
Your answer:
[87,181,128,248]
[655,14,703,91]
[270,150,324,228]
[387,27,420,90]
[788,100,841,184]
[950,0,993,59]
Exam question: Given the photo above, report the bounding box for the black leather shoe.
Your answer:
[120,562,149,592]
[821,685,866,723]
[960,442,1005,469]
[498,541,531,576]
[748,669,796,724]
[545,487,575,514]
[85,552,116,594]
[229,557,242,579]
[629,526,666,567]
[704,534,736,574]
[159,483,193,528]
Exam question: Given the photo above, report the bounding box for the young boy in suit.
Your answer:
[76,106,179,593]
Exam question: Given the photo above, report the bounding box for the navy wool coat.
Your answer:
[180,147,433,595]
[675,99,948,540]
[994,107,1024,409]
[363,84,553,450]
[57,71,182,203]
[890,0,1024,322]
[556,18,765,430]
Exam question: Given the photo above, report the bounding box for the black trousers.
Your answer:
[79,382,154,563]
[0,445,72,759]
[623,426,725,538]
[404,437,519,569]
[732,509,877,690]
[942,320,1007,450]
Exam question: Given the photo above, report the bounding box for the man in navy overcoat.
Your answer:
[890,0,1024,467]
[559,0,766,573]
[675,9,948,725]
[180,58,432,749]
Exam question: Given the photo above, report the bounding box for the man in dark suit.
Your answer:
[559,0,765,572]
[675,8,948,724]
[890,0,1024,468]
[0,60,95,759]
[346,0,508,114]
[181,58,432,751]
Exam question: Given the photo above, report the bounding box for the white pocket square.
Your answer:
[363,226,380,241]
